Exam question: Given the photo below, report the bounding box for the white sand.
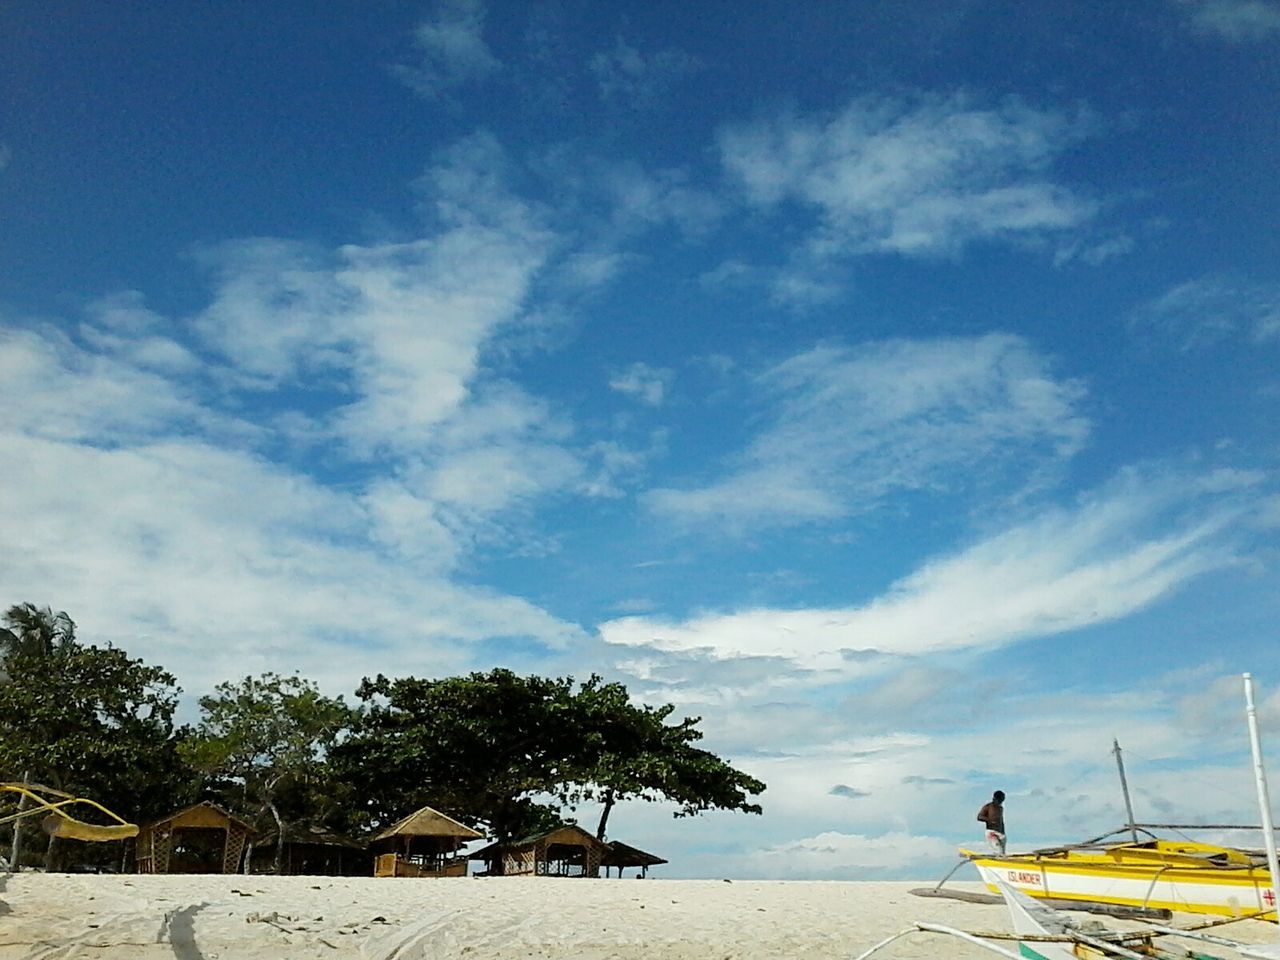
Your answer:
[2,873,1279,960]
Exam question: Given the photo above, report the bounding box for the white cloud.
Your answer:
[187,135,555,463]
[0,431,584,697]
[1131,275,1280,349]
[647,334,1089,530]
[331,229,547,456]
[609,468,1245,672]
[81,292,203,375]
[1053,234,1136,268]
[609,362,674,406]
[558,250,625,290]
[190,238,347,384]
[0,326,230,444]
[579,159,723,240]
[1178,0,1280,40]
[589,38,700,108]
[0,134,591,698]
[719,93,1095,259]
[393,0,501,98]
[769,264,845,309]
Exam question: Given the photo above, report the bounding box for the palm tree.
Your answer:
[0,603,77,662]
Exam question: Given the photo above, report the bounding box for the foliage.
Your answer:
[333,668,764,842]
[1,601,764,874]
[0,641,191,868]
[331,670,574,839]
[566,675,765,838]
[0,603,78,669]
[181,672,355,873]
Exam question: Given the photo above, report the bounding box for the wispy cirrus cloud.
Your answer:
[1131,274,1280,349]
[1177,0,1280,41]
[610,362,674,407]
[719,93,1096,267]
[609,467,1253,673]
[590,38,701,108]
[647,334,1089,531]
[393,0,501,99]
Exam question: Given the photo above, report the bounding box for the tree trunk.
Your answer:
[595,790,615,841]
[268,800,285,876]
[9,770,31,869]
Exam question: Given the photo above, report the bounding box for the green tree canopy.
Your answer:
[333,668,764,842]
[181,672,355,873]
[567,674,766,839]
[0,638,190,868]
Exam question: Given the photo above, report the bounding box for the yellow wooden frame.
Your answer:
[1,781,138,842]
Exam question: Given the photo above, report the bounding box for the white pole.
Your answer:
[1244,672,1280,924]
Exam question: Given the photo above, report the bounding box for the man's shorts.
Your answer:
[986,830,1006,855]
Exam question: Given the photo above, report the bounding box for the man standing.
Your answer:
[977,790,1006,854]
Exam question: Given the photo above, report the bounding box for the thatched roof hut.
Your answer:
[601,840,667,878]
[469,824,607,878]
[369,804,482,877]
[249,823,368,876]
[135,801,251,874]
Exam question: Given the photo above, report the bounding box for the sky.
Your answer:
[2,0,1280,880]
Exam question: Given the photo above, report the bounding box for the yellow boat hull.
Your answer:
[964,841,1277,919]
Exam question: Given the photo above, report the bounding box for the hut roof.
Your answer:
[601,840,667,868]
[142,800,251,832]
[467,823,603,858]
[371,804,482,842]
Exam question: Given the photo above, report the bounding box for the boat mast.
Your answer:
[1243,672,1280,923]
[1113,739,1139,843]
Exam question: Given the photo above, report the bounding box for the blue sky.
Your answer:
[3,0,1280,879]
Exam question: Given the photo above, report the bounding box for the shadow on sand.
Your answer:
[165,902,209,960]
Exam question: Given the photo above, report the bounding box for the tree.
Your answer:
[333,669,764,845]
[0,640,190,869]
[332,670,576,840]
[1,603,77,665]
[0,602,80,866]
[566,675,765,840]
[181,673,354,874]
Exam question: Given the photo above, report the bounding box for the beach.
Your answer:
[4,874,1280,960]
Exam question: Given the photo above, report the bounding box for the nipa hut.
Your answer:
[469,824,607,878]
[369,804,482,877]
[248,823,368,876]
[601,840,667,878]
[135,801,251,874]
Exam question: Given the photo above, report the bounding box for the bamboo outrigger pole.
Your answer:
[1113,739,1139,843]
[1243,672,1280,925]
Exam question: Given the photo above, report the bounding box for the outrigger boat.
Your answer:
[930,674,1280,921]
[962,830,1277,920]
[882,675,1280,958]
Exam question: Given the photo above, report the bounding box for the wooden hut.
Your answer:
[601,840,667,878]
[469,824,607,878]
[369,804,482,877]
[248,823,368,876]
[135,802,251,874]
